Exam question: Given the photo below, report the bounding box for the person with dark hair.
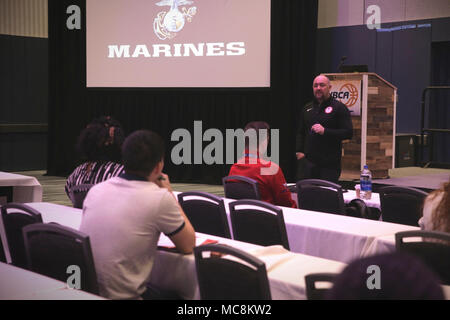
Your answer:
[65,116,125,205]
[327,252,445,300]
[296,75,353,183]
[228,121,297,208]
[419,178,450,233]
[79,130,195,300]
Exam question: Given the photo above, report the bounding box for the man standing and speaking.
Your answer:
[296,74,353,183]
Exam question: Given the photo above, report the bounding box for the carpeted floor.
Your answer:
[13,170,225,206]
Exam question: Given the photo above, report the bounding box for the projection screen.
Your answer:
[86,0,271,88]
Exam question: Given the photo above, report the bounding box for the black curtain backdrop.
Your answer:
[430,41,450,165]
[48,0,318,184]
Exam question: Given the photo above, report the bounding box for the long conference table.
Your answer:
[172,192,418,263]
[288,184,381,210]
[0,262,104,300]
[153,233,347,300]
[25,192,419,264]
[20,202,346,300]
[4,201,446,300]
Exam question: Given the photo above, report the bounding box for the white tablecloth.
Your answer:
[343,190,381,210]
[25,202,82,230]
[364,235,397,256]
[0,262,104,300]
[151,233,346,300]
[25,199,419,264]
[172,192,419,263]
[21,203,346,300]
[280,206,418,262]
[289,187,381,210]
[0,172,43,203]
[18,202,449,300]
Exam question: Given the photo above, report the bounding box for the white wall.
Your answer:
[318,0,450,28]
[0,0,48,38]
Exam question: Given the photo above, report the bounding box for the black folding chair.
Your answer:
[194,243,271,300]
[304,273,336,300]
[379,186,428,226]
[396,230,450,285]
[69,183,94,209]
[229,199,290,250]
[296,179,346,215]
[1,203,42,268]
[177,191,231,238]
[222,175,260,200]
[23,223,99,294]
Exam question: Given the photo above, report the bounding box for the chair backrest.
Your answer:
[23,223,99,295]
[229,199,290,250]
[69,184,94,209]
[304,273,336,300]
[177,191,231,238]
[379,186,428,226]
[1,203,43,268]
[296,179,346,215]
[222,175,261,200]
[194,243,271,300]
[395,230,450,285]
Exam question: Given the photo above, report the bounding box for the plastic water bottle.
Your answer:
[360,165,372,200]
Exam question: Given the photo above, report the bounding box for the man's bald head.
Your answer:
[314,74,330,85]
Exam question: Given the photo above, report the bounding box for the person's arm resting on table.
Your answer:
[168,206,195,254]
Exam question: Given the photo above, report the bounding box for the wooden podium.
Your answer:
[325,73,397,179]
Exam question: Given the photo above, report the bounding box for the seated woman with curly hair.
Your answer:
[65,116,125,207]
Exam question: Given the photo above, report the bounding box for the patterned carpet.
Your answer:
[12,166,449,206]
[13,170,225,206]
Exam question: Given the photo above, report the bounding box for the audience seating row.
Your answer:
[224,175,428,227]
[178,192,289,249]
[70,175,429,228]
[1,197,448,300]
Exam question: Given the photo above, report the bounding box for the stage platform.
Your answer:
[341,167,450,193]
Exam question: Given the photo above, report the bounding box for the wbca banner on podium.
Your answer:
[330,80,361,116]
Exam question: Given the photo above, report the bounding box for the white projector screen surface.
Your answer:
[86,0,271,88]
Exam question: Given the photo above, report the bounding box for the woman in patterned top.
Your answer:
[65,116,125,206]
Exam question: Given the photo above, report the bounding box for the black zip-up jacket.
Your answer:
[296,96,353,169]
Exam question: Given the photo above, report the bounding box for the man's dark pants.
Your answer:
[302,158,341,183]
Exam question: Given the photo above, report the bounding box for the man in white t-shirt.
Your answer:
[80,130,195,300]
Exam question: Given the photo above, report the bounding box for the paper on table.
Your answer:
[247,245,296,272]
[157,234,218,251]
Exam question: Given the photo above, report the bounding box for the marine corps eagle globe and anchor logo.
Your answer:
[153,0,197,40]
